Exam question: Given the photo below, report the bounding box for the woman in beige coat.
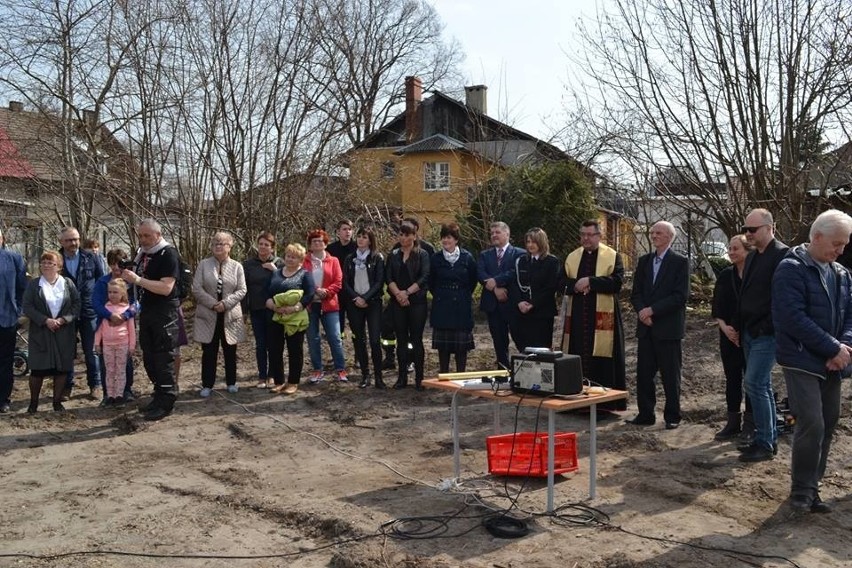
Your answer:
[193,231,247,397]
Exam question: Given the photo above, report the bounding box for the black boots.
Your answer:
[740,411,755,442]
[715,412,742,440]
[142,392,175,421]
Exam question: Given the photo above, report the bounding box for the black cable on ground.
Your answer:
[482,514,530,538]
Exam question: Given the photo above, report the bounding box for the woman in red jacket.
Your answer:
[303,229,347,382]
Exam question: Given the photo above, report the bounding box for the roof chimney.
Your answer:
[82,109,99,131]
[404,76,422,143]
[9,101,23,112]
[464,85,487,115]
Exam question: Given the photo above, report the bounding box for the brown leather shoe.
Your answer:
[283,384,298,395]
[269,384,286,394]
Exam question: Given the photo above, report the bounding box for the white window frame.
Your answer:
[424,161,450,191]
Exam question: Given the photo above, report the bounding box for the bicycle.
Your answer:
[14,328,28,378]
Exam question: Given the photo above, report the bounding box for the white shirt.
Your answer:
[39,276,66,318]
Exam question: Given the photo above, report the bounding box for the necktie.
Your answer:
[652,256,662,283]
[496,247,504,267]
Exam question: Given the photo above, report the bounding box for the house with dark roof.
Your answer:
[344,76,593,228]
[0,101,137,264]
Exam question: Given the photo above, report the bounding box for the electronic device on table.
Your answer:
[511,348,583,395]
[438,369,511,390]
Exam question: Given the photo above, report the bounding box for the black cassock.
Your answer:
[564,248,627,411]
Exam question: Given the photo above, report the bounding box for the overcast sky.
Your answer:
[431,0,602,141]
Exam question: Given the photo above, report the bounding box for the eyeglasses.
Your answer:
[213,242,231,247]
[740,224,768,234]
[580,232,601,238]
[40,260,57,266]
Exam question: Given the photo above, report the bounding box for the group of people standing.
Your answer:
[711,208,852,515]
[0,210,846,517]
[0,221,181,420]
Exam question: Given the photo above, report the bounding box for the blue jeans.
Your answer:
[742,332,777,449]
[307,305,345,372]
[66,316,102,389]
[250,309,272,380]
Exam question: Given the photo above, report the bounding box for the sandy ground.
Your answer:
[1,303,851,568]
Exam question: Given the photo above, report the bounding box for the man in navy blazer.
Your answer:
[627,221,689,429]
[478,221,525,370]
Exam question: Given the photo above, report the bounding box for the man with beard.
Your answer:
[561,220,627,411]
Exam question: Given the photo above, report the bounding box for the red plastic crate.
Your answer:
[486,432,578,477]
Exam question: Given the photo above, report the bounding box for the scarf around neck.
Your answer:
[134,238,171,263]
[354,248,370,270]
[442,247,460,265]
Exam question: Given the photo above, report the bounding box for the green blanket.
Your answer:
[272,290,309,336]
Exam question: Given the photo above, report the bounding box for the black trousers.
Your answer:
[347,301,383,379]
[510,314,554,352]
[636,335,682,424]
[139,307,178,409]
[267,321,306,386]
[391,302,427,383]
[201,314,237,388]
[486,309,515,371]
[719,332,752,414]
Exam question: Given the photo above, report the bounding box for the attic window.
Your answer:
[424,162,449,191]
[381,161,395,179]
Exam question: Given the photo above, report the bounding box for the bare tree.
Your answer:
[567,0,852,241]
[0,0,464,260]
[306,0,464,145]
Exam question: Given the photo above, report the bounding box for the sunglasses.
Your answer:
[740,224,767,234]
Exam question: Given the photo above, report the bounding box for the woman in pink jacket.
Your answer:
[303,229,347,382]
[94,279,136,406]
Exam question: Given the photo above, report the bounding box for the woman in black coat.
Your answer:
[343,227,386,389]
[429,223,478,373]
[509,228,561,351]
[23,250,81,413]
[243,231,284,389]
[711,234,753,440]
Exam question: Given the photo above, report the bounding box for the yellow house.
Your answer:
[345,77,572,229]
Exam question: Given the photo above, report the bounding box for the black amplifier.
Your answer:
[510,353,583,396]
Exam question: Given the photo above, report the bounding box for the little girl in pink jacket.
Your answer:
[95,279,136,406]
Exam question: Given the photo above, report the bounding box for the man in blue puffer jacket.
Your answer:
[772,209,852,515]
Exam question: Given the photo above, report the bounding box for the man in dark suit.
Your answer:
[478,221,526,370]
[627,221,689,429]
